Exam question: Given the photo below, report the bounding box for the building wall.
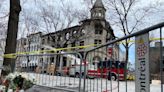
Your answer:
[150,42,164,83]
[16,21,118,73]
[16,32,42,72]
[16,0,120,74]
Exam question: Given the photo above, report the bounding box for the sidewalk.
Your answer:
[25,85,69,92]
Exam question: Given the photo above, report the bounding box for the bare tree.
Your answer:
[2,0,21,75]
[82,0,162,61]
[105,0,161,66]
[17,9,40,72]
[80,0,163,83]
[37,0,91,48]
[0,0,9,53]
[30,0,96,74]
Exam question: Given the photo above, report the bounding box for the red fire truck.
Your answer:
[87,60,125,80]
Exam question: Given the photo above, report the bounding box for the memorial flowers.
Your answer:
[0,72,35,92]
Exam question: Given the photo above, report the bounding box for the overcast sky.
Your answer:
[1,0,163,32]
[0,0,164,67]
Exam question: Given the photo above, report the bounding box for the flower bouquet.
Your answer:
[0,72,35,92]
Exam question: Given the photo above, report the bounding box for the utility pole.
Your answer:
[2,0,21,75]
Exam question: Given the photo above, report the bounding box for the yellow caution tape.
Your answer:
[150,37,164,41]
[2,44,96,59]
[1,37,164,59]
[3,54,17,59]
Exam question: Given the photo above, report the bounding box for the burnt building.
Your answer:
[16,0,121,74]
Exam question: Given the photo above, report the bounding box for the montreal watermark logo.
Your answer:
[137,37,148,92]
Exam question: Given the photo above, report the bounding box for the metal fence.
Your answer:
[15,22,164,92]
[82,22,164,92]
[16,52,84,92]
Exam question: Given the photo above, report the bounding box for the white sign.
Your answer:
[135,33,150,92]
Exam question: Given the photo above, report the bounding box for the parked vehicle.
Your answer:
[69,61,90,77]
[87,60,125,80]
[69,64,85,77]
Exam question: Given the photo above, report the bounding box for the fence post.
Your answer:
[83,52,87,92]
[78,52,83,92]
[160,28,163,92]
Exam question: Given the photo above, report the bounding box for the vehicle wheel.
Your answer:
[75,73,80,78]
[88,76,95,79]
[108,73,117,81]
[111,74,117,81]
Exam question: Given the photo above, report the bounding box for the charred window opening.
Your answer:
[95,24,103,34]
[63,57,67,67]
[94,39,101,45]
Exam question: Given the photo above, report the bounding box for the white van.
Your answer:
[69,64,86,77]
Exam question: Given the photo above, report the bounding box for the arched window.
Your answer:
[93,12,96,17]
[66,32,70,40]
[73,30,77,34]
[57,35,62,41]
[95,24,103,34]
[98,12,102,17]
[82,29,85,34]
